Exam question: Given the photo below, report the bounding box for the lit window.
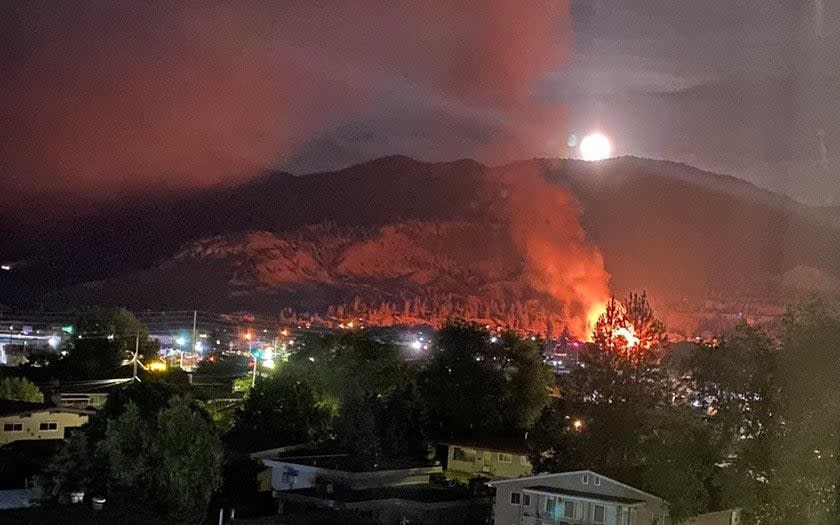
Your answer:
[39,422,58,431]
[564,500,576,518]
[3,423,23,432]
[497,452,512,463]
[510,492,521,505]
[594,504,606,523]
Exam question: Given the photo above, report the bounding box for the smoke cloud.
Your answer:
[494,163,611,337]
[1,2,570,202]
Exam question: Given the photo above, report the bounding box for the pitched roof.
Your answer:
[487,470,665,503]
[524,486,646,505]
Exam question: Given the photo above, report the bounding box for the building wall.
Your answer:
[0,411,89,445]
[264,461,441,492]
[526,493,636,525]
[491,472,669,525]
[446,445,532,480]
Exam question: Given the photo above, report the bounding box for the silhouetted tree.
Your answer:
[419,321,551,437]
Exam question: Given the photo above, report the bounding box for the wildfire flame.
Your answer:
[585,299,641,349]
[612,326,639,348]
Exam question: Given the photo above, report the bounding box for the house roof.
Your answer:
[487,470,665,503]
[282,485,474,504]
[440,436,530,455]
[524,486,646,505]
[0,400,95,418]
[263,454,439,473]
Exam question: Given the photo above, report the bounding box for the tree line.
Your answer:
[14,296,840,523]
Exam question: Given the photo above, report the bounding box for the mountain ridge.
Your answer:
[4,155,839,336]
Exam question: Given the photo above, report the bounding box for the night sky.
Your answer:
[2,1,838,209]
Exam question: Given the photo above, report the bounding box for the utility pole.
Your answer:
[132,331,140,382]
[192,310,198,352]
[251,355,258,388]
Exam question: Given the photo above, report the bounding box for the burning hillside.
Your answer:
[39,155,840,337]
[58,163,612,338]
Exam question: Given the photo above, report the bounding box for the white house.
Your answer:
[0,401,93,446]
[260,453,442,494]
[488,470,670,525]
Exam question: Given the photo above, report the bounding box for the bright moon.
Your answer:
[580,132,612,161]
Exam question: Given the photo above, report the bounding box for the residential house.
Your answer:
[488,470,670,525]
[0,401,93,446]
[258,452,490,524]
[442,439,533,481]
[260,453,442,493]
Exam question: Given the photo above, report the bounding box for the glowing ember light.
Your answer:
[580,132,612,161]
[613,326,639,348]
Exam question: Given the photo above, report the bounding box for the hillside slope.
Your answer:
[8,155,840,334]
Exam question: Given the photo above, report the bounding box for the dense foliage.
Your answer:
[43,383,222,523]
[0,376,44,402]
[530,294,840,523]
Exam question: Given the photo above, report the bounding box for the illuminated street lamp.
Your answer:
[572,419,585,432]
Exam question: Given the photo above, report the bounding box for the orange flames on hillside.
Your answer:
[495,165,611,339]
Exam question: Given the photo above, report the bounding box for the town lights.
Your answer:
[410,340,422,351]
[175,336,187,346]
[572,419,585,432]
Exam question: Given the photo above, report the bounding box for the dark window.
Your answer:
[39,422,58,431]
[594,504,606,523]
[522,494,531,506]
[510,492,521,505]
[3,423,23,432]
[564,500,576,518]
[453,447,473,462]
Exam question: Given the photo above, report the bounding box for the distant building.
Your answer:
[257,451,488,524]
[55,392,109,410]
[441,439,533,482]
[260,453,441,493]
[0,401,93,446]
[488,470,670,525]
